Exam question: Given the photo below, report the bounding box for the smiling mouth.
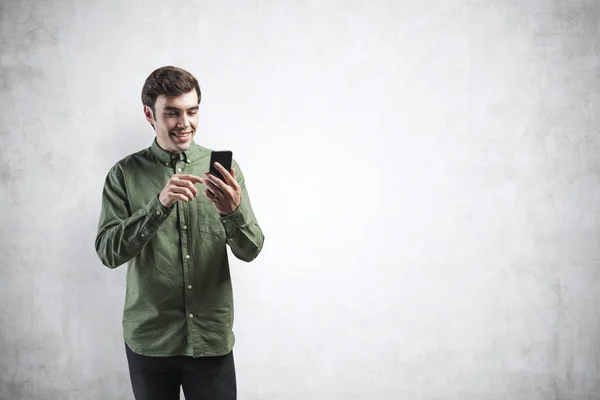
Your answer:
[173,131,192,137]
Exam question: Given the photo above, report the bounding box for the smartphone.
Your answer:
[209,150,233,182]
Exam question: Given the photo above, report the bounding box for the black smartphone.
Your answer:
[209,150,233,182]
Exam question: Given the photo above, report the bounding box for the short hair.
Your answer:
[141,66,201,119]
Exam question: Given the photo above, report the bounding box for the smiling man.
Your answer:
[94,66,265,400]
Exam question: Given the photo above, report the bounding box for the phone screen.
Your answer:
[209,150,233,182]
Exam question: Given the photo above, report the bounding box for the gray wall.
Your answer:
[1,0,599,399]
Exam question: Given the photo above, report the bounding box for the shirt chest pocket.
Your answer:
[195,195,226,236]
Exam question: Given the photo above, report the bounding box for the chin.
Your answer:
[170,133,195,147]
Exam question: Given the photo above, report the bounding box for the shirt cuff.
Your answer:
[147,195,174,222]
[219,201,249,233]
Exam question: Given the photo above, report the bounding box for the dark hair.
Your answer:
[141,66,201,119]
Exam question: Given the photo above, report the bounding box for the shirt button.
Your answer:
[185,255,190,259]
[183,225,187,230]
[189,314,194,318]
[165,163,169,166]
[155,210,161,215]
[188,285,192,289]
[178,168,182,172]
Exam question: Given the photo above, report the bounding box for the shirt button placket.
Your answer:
[178,166,195,341]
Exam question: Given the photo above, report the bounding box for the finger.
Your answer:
[213,163,236,186]
[229,167,240,190]
[171,186,195,200]
[176,174,204,183]
[203,174,226,191]
[176,174,204,187]
[182,179,200,197]
[204,189,220,203]
[176,184,196,199]
[204,180,223,197]
[204,171,229,191]
[173,174,202,187]
[203,184,216,197]
[213,166,239,191]
[175,193,190,203]
[173,178,199,197]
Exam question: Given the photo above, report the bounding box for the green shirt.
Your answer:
[94,139,264,357]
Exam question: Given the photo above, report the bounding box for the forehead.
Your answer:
[155,90,199,110]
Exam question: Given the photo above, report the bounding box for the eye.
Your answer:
[188,110,198,115]
[166,112,178,117]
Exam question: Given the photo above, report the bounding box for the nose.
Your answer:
[179,115,191,129]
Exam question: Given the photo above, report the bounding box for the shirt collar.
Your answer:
[150,137,200,165]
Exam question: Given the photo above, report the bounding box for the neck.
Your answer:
[156,137,181,156]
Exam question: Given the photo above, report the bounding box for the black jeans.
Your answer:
[125,343,237,400]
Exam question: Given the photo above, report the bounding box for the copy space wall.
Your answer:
[1,0,599,399]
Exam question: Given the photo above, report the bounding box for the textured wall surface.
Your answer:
[1,0,599,399]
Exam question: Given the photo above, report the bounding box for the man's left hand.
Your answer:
[200,162,241,216]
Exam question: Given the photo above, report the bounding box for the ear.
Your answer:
[144,106,154,123]
[144,105,155,126]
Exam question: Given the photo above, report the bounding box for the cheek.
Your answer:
[156,122,173,136]
[160,120,177,132]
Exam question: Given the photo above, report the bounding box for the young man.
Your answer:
[95,66,264,400]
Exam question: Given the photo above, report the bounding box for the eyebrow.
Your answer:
[163,106,199,111]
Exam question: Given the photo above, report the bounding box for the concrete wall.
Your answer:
[1,0,599,399]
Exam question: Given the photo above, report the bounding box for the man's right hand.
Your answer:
[158,174,204,208]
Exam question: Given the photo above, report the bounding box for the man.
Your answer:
[94,66,265,400]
